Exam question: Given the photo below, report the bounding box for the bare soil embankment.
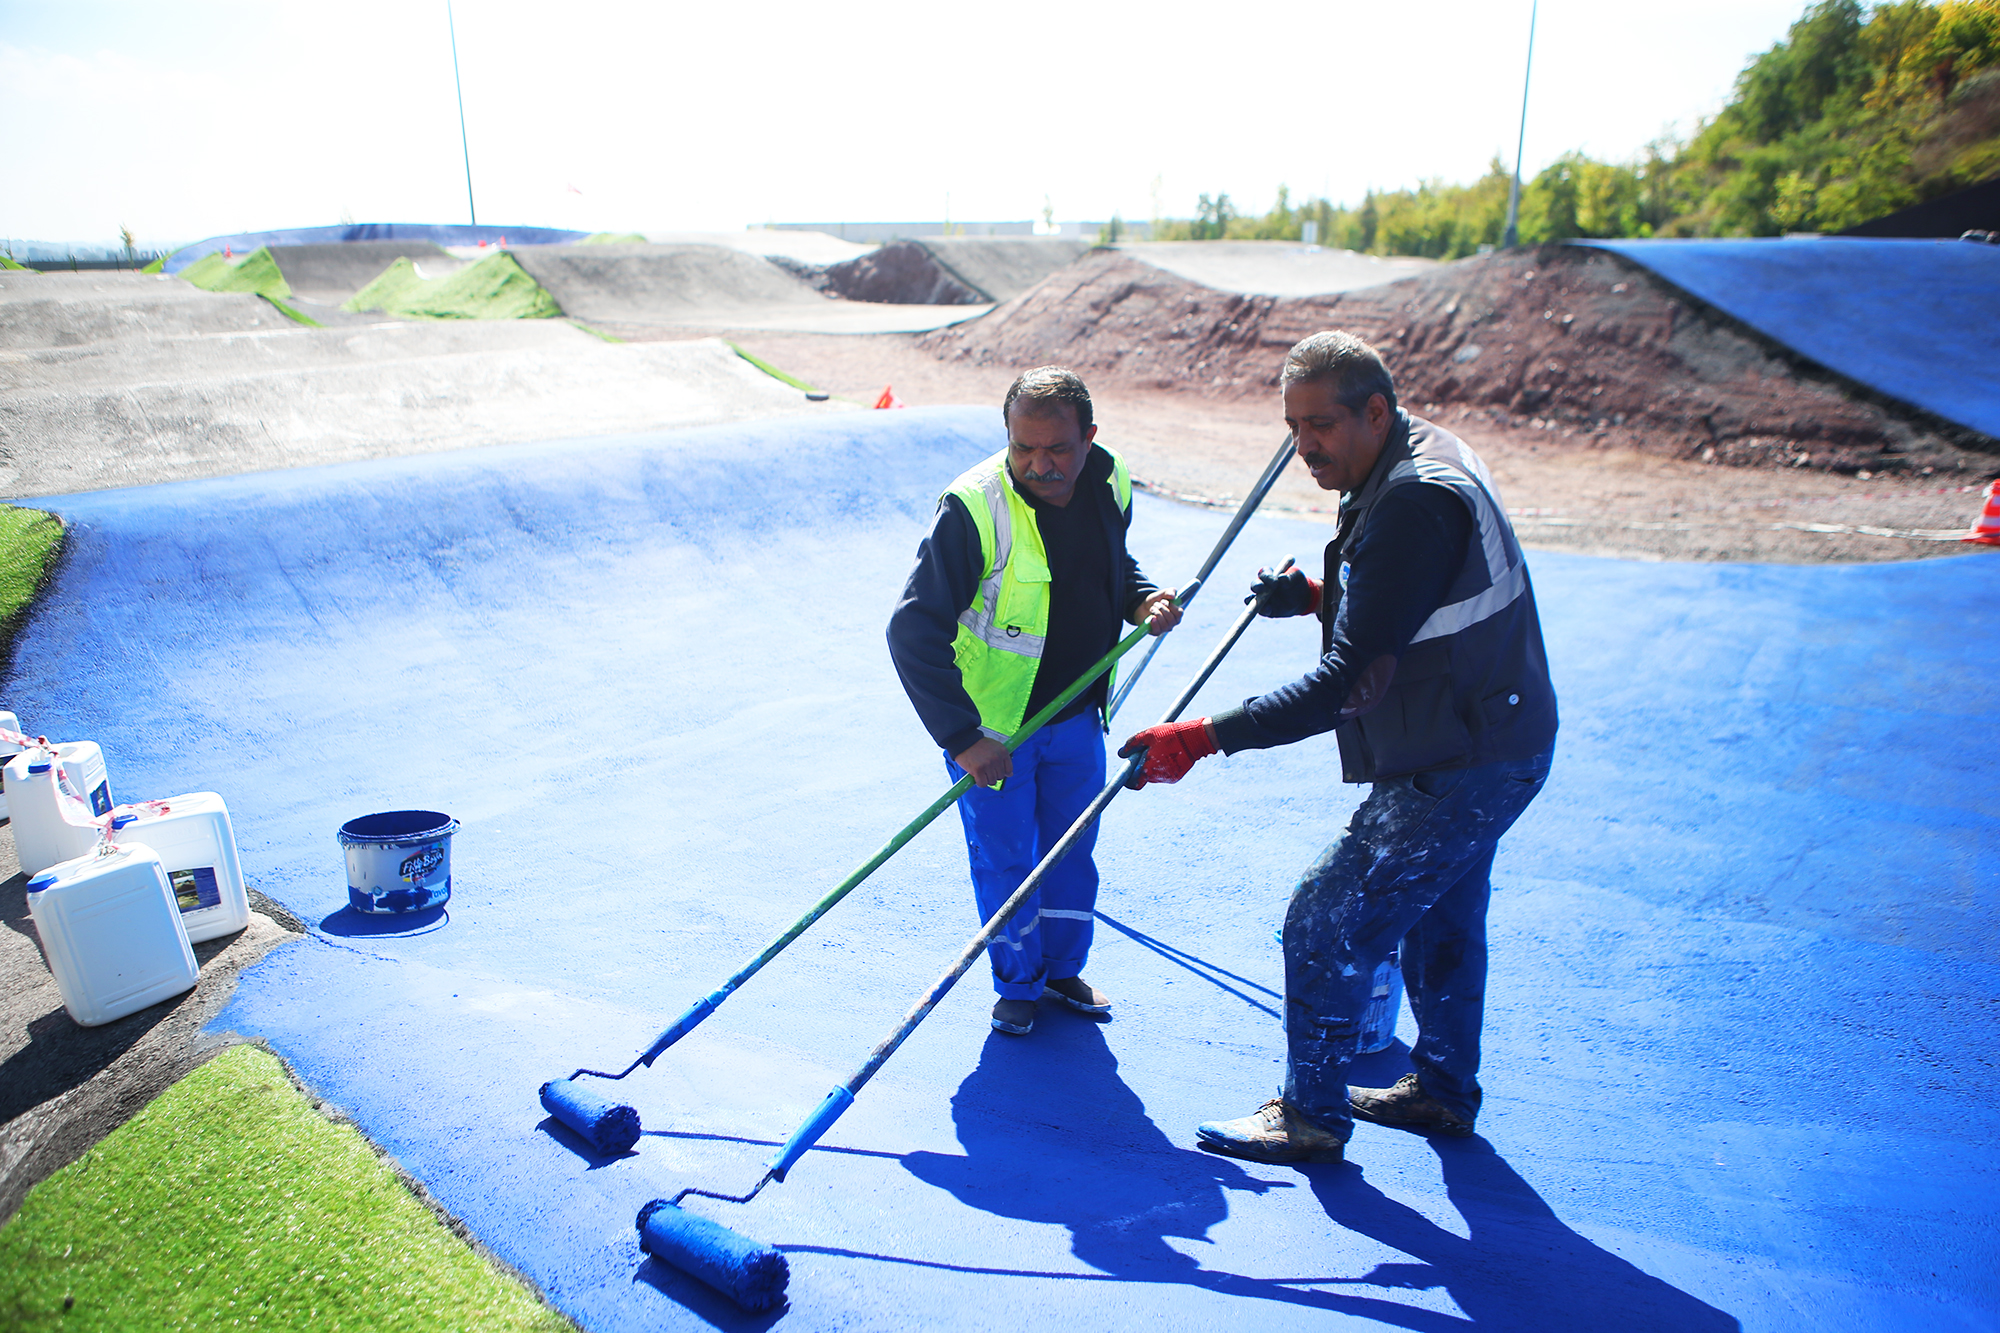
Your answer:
[917,243,1995,481]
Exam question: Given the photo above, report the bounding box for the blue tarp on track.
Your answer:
[1578,237,2000,441]
[161,223,590,273]
[9,409,1997,1330]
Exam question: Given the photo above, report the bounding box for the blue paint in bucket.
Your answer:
[338,809,458,915]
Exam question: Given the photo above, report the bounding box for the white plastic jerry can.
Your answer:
[54,741,114,818]
[26,843,198,1027]
[110,793,250,943]
[4,750,107,876]
[0,710,24,820]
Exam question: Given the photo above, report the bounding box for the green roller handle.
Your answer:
[610,577,1203,1075]
[673,556,1290,1211]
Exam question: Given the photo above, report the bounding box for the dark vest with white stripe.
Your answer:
[1322,412,1559,782]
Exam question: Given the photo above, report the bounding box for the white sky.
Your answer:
[2,0,1810,247]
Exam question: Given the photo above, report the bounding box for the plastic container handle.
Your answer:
[767,1086,854,1182]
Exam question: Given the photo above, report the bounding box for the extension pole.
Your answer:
[683,557,1292,1206]
[1106,431,1297,722]
[568,580,1200,1084]
[448,1,477,226]
[1501,0,1538,249]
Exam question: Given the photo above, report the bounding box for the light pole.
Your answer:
[449,1,477,226]
[1501,0,1538,249]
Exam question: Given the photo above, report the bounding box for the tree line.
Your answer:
[1150,0,1998,256]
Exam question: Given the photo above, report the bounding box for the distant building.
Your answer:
[766,220,1151,242]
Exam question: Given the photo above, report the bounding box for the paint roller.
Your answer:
[539,579,1203,1153]
[632,557,1294,1310]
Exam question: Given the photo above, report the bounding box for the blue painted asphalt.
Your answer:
[1580,237,2000,440]
[11,408,1997,1330]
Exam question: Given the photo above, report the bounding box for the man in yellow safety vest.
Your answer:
[888,367,1183,1035]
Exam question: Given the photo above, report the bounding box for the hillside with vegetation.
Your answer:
[1157,0,1999,256]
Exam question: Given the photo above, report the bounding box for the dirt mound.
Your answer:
[819,240,985,305]
[814,238,1091,305]
[918,245,1994,477]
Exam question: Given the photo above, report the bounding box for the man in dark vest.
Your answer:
[1119,330,1558,1162]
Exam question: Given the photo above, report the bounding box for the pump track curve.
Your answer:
[6,407,1997,1331]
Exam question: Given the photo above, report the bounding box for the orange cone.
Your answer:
[1965,480,2000,546]
[873,385,906,410]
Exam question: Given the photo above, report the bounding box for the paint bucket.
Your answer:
[27,843,199,1027]
[1274,916,1404,1054]
[1358,945,1405,1055]
[339,810,457,915]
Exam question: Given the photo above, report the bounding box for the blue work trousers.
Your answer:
[1282,748,1553,1134]
[947,712,1106,1000]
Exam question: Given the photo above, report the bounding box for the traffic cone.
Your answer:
[873,385,906,410]
[1964,480,2000,546]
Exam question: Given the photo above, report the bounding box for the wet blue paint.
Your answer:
[6,408,1995,1330]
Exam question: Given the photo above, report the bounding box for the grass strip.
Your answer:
[1,253,27,271]
[0,1044,573,1332]
[345,252,560,321]
[0,505,64,678]
[578,232,647,246]
[178,247,293,302]
[568,319,622,343]
[728,341,820,393]
[264,296,321,328]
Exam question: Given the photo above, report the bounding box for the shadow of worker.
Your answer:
[1306,1134,1740,1332]
[902,1017,1284,1281]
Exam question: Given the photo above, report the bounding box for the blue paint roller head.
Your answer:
[538,1079,641,1155]
[637,1199,788,1311]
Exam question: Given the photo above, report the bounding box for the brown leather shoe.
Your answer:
[1195,1099,1346,1163]
[991,999,1036,1034]
[1043,976,1111,1014]
[1347,1074,1476,1136]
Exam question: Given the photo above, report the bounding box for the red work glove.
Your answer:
[1118,719,1218,789]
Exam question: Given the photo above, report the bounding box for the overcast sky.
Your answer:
[4,0,1812,246]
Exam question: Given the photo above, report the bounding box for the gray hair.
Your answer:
[1003,366,1094,435]
[1281,331,1397,416]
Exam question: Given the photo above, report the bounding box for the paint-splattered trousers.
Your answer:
[1282,746,1554,1135]
[947,712,1104,1001]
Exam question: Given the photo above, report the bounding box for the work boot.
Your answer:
[1195,1098,1346,1164]
[1347,1074,1476,1137]
[1043,976,1112,1014]
[991,998,1036,1035]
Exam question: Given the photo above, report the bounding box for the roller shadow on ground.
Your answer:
[1303,1139,1742,1332]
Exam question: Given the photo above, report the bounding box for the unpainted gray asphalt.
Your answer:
[0,273,851,498]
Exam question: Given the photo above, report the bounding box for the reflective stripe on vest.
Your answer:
[944,446,1132,741]
[1373,433,1529,645]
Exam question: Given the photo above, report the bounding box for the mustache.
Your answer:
[1301,451,1335,471]
[1022,467,1067,483]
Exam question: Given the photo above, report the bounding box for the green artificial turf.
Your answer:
[342,256,426,315]
[578,232,647,246]
[344,252,561,321]
[0,506,63,629]
[0,1044,573,1332]
[178,247,293,302]
[728,341,820,393]
[1,253,28,271]
[141,253,168,274]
